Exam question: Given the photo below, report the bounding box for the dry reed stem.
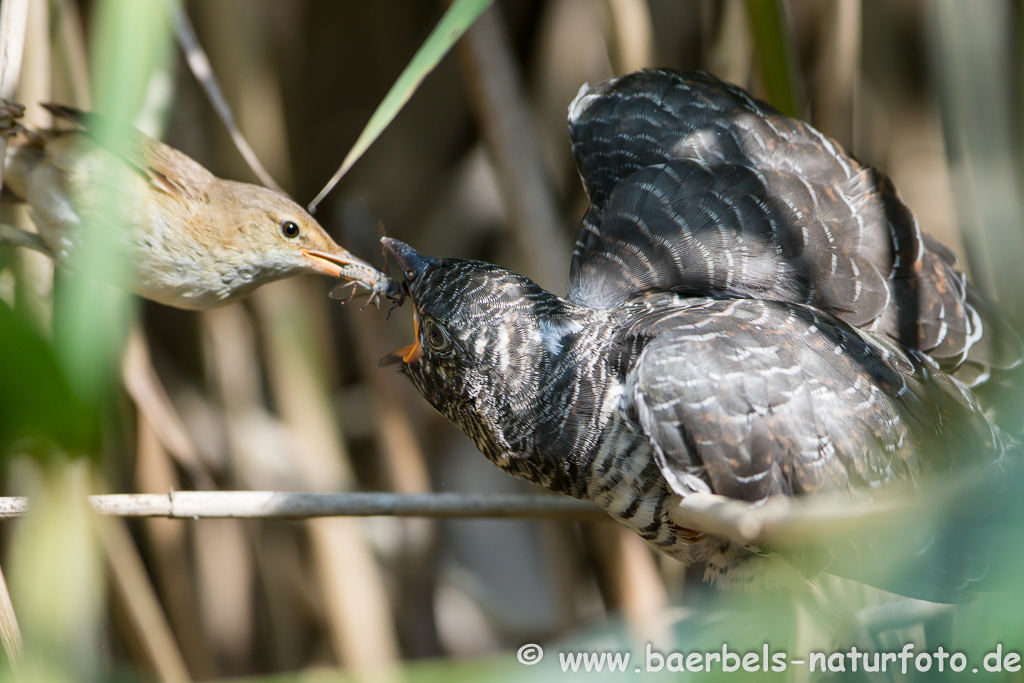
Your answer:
[100,516,192,683]
[0,491,606,520]
[0,562,23,668]
[134,412,218,678]
[809,0,859,149]
[122,328,213,489]
[604,0,655,73]
[457,4,570,290]
[169,4,284,194]
[0,479,965,546]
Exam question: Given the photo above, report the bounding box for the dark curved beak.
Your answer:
[382,238,435,286]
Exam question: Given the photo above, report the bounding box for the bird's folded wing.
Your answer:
[625,298,1001,504]
[625,297,1015,599]
[41,103,214,203]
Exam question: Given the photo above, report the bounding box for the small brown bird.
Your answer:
[0,101,400,309]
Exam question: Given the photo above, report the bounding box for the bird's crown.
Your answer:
[381,238,573,369]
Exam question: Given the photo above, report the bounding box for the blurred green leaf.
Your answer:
[0,301,97,456]
[745,0,803,118]
[308,0,494,212]
[7,460,107,681]
[49,0,173,408]
[89,0,174,120]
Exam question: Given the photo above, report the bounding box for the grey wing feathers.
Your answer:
[625,299,1003,504]
[568,70,777,207]
[568,160,892,323]
[567,69,1022,390]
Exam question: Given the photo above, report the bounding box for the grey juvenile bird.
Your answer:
[382,70,1021,595]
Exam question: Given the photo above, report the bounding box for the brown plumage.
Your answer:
[0,102,400,309]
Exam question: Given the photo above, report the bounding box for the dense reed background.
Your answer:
[0,0,1022,681]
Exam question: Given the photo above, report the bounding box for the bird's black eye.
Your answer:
[281,221,301,238]
[423,319,452,353]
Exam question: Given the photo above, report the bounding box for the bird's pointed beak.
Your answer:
[380,310,424,366]
[301,248,377,279]
[381,238,435,286]
[303,247,404,305]
[380,239,434,365]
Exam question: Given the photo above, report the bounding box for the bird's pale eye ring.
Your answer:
[281,221,301,239]
[423,319,452,353]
